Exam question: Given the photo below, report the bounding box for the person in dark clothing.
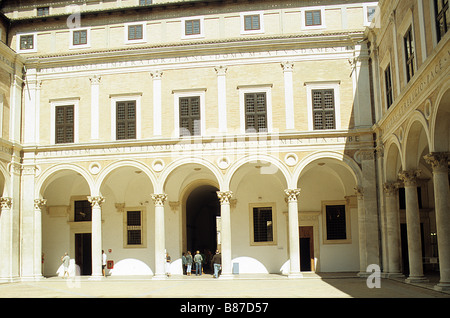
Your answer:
[211,250,221,278]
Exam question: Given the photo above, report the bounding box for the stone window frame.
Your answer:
[240,11,265,35]
[50,98,79,145]
[122,207,147,248]
[238,84,273,134]
[249,202,278,246]
[124,22,147,44]
[322,200,352,245]
[305,81,341,131]
[110,94,142,141]
[181,16,205,39]
[16,32,37,53]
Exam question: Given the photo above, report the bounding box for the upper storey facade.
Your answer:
[3,0,378,55]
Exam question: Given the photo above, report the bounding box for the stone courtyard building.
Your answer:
[0,0,448,291]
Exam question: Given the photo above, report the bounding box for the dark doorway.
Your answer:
[299,226,314,271]
[186,185,220,273]
[400,223,425,275]
[75,233,92,275]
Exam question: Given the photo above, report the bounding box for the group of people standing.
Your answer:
[181,250,222,278]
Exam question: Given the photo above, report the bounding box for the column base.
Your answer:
[434,283,450,292]
[357,271,370,278]
[288,272,303,279]
[386,272,405,279]
[405,276,429,284]
[152,274,167,280]
[218,273,234,280]
[88,274,103,281]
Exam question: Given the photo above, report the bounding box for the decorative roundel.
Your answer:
[152,159,164,172]
[217,157,230,170]
[89,162,101,175]
[284,153,298,166]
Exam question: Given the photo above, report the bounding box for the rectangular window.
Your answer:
[74,200,92,222]
[244,14,261,31]
[325,205,347,241]
[435,0,449,43]
[37,7,49,16]
[20,35,34,50]
[367,6,377,23]
[245,93,267,133]
[253,207,273,243]
[179,96,201,136]
[116,101,136,140]
[55,105,74,144]
[128,25,143,40]
[185,19,201,36]
[139,0,152,5]
[312,89,335,130]
[385,65,393,109]
[126,211,142,245]
[404,27,415,83]
[73,30,87,46]
[305,10,322,26]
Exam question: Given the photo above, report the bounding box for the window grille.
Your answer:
[37,7,49,17]
[73,30,87,45]
[185,19,201,35]
[305,10,321,26]
[325,205,346,240]
[127,211,142,245]
[435,0,449,43]
[404,28,415,83]
[312,89,335,130]
[128,25,143,40]
[179,96,201,136]
[245,93,267,133]
[55,105,74,144]
[74,200,92,222]
[20,35,34,50]
[253,207,273,242]
[385,65,393,108]
[116,101,136,140]
[244,15,260,30]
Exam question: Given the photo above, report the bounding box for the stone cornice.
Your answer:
[22,31,364,69]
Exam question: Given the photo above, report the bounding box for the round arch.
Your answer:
[384,135,403,181]
[224,154,292,191]
[430,84,450,152]
[0,161,11,197]
[95,159,157,196]
[160,157,224,194]
[292,151,362,187]
[403,112,431,170]
[35,163,95,198]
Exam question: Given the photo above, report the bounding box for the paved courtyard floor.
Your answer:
[1,272,449,299]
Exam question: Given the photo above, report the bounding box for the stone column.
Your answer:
[152,193,167,279]
[383,183,403,277]
[215,66,228,133]
[398,170,427,283]
[217,191,233,279]
[34,199,47,279]
[88,196,105,279]
[424,152,450,291]
[284,189,302,278]
[151,71,163,136]
[281,62,295,130]
[0,197,13,282]
[355,187,367,276]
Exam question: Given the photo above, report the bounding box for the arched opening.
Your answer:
[185,184,220,274]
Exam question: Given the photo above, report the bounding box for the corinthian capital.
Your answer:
[217,191,233,205]
[151,193,168,206]
[0,197,12,210]
[34,198,47,210]
[88,196,105,208]
[284,189,301,202]
[424,152,449,173]
[398,170,421,187]
[383,182,399,196]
